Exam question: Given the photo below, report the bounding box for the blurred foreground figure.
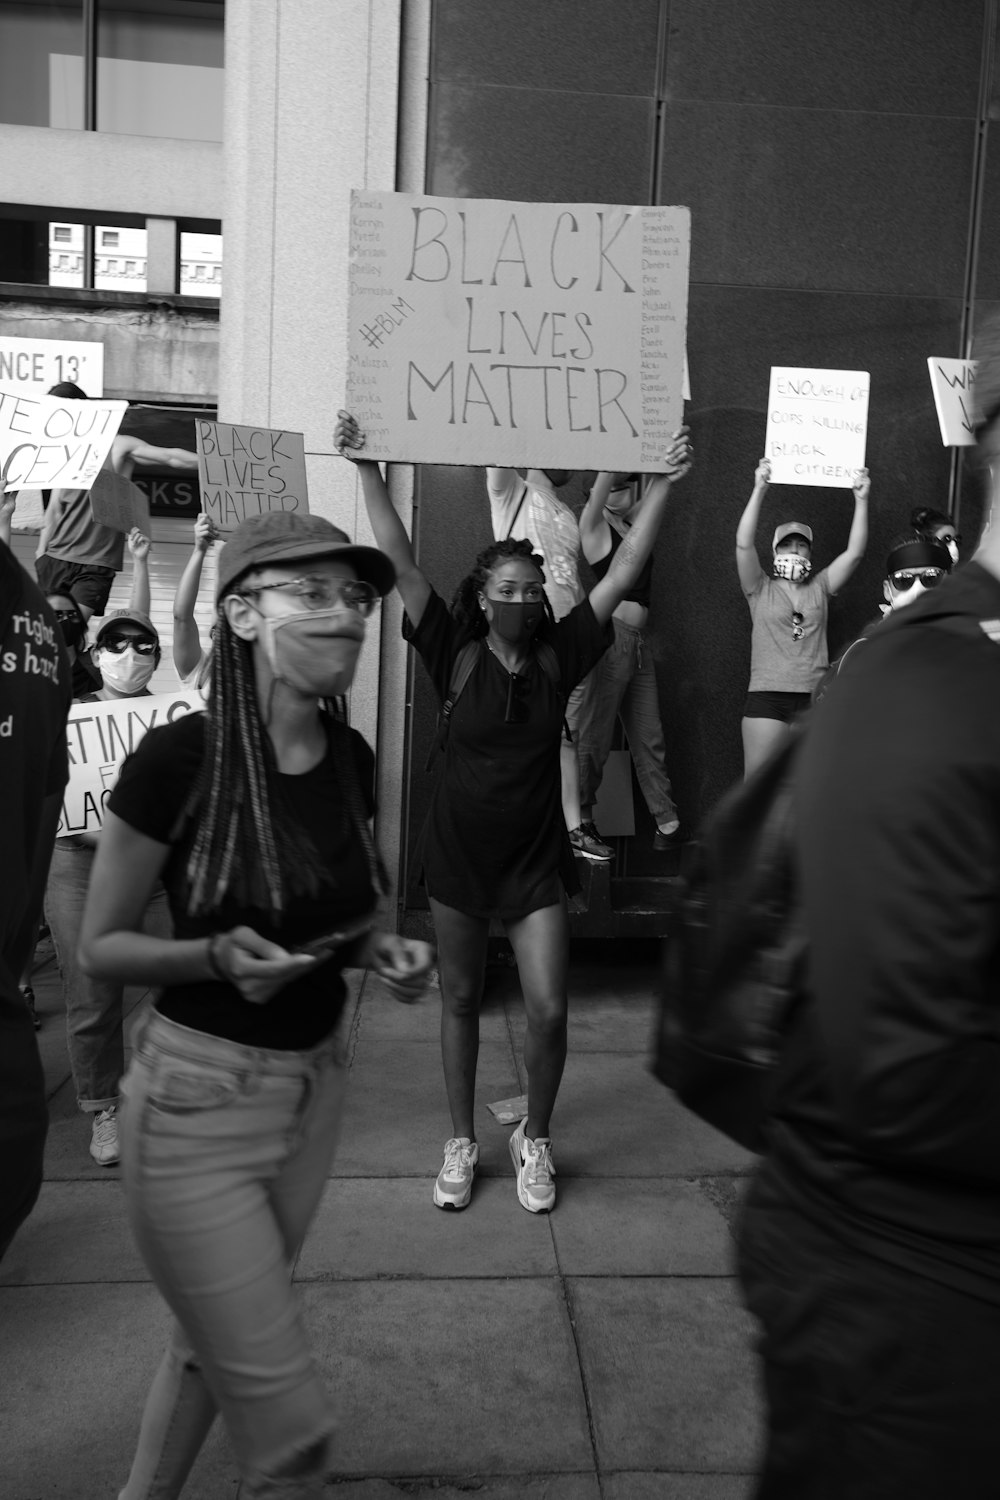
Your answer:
[0,540,71,1260]
[737,320,1000,1500]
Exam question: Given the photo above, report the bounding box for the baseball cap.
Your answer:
[215,511,396,603]
[93,608,159,645]
[772,521,813,550]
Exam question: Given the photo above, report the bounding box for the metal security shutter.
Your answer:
[12,518,218,698]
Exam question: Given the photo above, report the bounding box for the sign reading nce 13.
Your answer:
[345,191,690,471]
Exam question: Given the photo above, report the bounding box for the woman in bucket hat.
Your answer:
[736,457,870,777]
[79,510,434,1498]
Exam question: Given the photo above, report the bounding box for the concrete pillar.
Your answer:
[218,0,428,914]
[145,216,178,295]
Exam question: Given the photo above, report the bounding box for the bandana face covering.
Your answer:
[773,553,812,583]
[96,648,156,694]
[260,606,362,697]
[484,598,545,645]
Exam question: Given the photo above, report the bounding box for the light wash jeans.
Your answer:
[117,1009,348,1499]
[47,837,171,1111]
[577,618,678,826]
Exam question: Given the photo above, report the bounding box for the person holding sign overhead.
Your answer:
[78,510,434,1498]
[337,407,692,1216]
[34,382,199,621]
[736,456,869,777]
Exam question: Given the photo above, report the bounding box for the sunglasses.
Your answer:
[791,611,805,642]
[100,635,158,656]
[889,570,944,591]
[52,608,82,623]
[240,576,379,616]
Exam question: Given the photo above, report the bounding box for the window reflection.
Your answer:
[0,0,223,139]
[0,3,84,129]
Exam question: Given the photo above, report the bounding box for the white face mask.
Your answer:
[96,646,157,695]
[884,577,931,612]
[259,606,362,698]
[773,553,812,583]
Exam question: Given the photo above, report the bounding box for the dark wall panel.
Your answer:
[660,105,975,295]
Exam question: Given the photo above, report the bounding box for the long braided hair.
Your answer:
[183,606,386,918]
[450,536,555,636]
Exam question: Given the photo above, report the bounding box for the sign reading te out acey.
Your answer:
[0,386,127,491]
[196,421,309,534]
[345,191,690,471]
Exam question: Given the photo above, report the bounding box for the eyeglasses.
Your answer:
[889,569,944,591]
[100,635,158,655]
[241,575,380,616]
[791,611,804,642]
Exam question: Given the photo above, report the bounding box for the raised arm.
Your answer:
[112,435,200,472]
[335,410,432,628]
[735,458,769,595]
[825,468,870,595]
[485,466,525,541]
[173,513,215,679]
[127,528,151,615]
[577,471,616,565]
[587,429,692,625]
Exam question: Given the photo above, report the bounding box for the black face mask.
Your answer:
[486,598,544,644]
[58,615,87,651]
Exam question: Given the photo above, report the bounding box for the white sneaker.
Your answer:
[89,1106,120,1167]
[433,1137,479,1209]
[508,1117,556,1213]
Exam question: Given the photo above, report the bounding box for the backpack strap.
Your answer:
[425,639,483,771]
[504,480,529,539]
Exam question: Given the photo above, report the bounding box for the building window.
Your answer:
[102,230,119,247]
[53,224,72,243]
[0,2,224,139]
[179,229,221,298]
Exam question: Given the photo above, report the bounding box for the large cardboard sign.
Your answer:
[89,470,152,534]
[57,690,203,837]
[0,336,104,396]
[764,368,870,487]
[0,387,127,491]
[344,191,690,471]
[927,357,977,447]
[196,421,309,534]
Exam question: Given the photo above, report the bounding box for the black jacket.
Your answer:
[760,562,1000,1303]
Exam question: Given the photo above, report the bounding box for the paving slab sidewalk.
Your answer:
[1,939,763,1498]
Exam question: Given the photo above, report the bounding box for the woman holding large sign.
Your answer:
[78,512,434,1498]
[736,456,869,777]
[337,408,691,1216]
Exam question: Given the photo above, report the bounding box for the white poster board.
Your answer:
[0,387,127,491]
[764,368,870,486]
[58,690,203,837]
[927,357,977,447]
[196,421,309,534]
[0,337,104,396]
[345,191,690,471]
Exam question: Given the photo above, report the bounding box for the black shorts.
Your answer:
[743,690,811,724]
[35,556,115,616]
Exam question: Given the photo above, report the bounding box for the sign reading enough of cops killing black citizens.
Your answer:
[345,192,690,471]
[58,691,203,837]
[0,386,127,491]
[764,368,871,487]
[196,421,309,534]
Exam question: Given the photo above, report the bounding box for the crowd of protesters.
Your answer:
[1,353,996,1500]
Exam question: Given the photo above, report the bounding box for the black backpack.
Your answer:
[426,637,562,770]
[651,728,806,1153]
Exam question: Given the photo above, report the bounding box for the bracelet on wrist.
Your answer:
[207,932,227,982]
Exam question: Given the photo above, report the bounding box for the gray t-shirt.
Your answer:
[746,568,832,692]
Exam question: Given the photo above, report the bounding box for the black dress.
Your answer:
[404,590,611,919]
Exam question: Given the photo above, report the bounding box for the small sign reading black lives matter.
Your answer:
[196,421,309,534]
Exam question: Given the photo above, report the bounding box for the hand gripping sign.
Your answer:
[0,387,127,492]
[345,191,691,472]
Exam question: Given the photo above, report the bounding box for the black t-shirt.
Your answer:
[108,710,377,1049]
[403,590,610,916]
[0,545,71,1008]
[70,649,101,700]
